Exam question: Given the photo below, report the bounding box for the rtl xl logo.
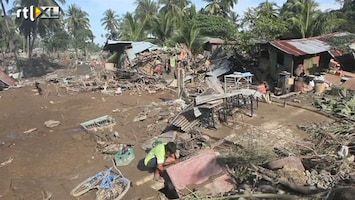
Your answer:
[16,6,60,21]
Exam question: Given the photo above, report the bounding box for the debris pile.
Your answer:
[315,88,355,120]
[195,120,355,199]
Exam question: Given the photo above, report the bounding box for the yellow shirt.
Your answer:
[144,143,166,166]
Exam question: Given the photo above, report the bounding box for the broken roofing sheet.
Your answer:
[270,32,353,56]
[166,150,234,194]
[103,40,162,62]
[125,42,162,62]
[0,70,17,87]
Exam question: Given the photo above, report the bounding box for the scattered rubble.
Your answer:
[44,120,61,128]
[23,128,37,134]
[0,157,13,168]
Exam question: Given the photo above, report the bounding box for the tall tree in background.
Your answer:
[336,0,355,32]
[159,0,190,25]
[13,0,66,69]
[120,12,146,41]
[288,0,322,38]
[0,1,18,63]
[150,12,175,46]
[204,0,223,15]
[242,1,287,41]
[240,1,287,56]
[66,4,92,57]
[101,9,120,40]
[135,0,158,31]
[203,0,237,17]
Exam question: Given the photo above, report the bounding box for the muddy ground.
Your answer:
[0,83,332,200]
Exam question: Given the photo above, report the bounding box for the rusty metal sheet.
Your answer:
[270,32,353,56]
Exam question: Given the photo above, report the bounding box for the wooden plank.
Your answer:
[135,174,154,186]
[206,76,224,94]
[150,181,165,190]
[195,93,233,105]
[270,92,299,100]
[195,89,262,105]
[199,101,223,109]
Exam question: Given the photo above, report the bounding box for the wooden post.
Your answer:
[177,68,184,99]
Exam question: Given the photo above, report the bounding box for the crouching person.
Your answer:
[258,82,271,104]
[144,142,179,182]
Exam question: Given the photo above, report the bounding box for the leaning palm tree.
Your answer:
[101,9,120,40]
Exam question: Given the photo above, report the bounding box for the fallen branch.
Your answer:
[251,164,326,195]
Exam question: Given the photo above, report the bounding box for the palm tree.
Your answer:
[120,12,146,41]
[174,25,204,53]
[184,4,198,19]
[1,0,18,60]
[258,1,279,18]
[12,0,66,70]
[229,11,238,24]
[280,0,337,38]
[159,0,190,23]
[222,0,238,9]
[204,0,222,15]
[204,0,237,17]
[151,12,175,46]
[135,0,158,30]
[220,0,238,15]
[289,0,321,38]
[101,9,120,40]
[66,4,91,57]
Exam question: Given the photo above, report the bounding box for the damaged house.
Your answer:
[259,32,355,82]
[103,40,162,69]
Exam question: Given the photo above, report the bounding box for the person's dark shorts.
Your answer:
[146,157,157,169]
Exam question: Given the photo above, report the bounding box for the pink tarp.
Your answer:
[166,150,224,190]
[202,174,235,195]
[0,70,16,86]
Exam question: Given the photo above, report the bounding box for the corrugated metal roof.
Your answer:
[103,40,162,61]
[0,70,16,87]
[270,32,354,56]
[106,40,133,45]
[126,42,161,61]
[328,50,344,57]
[103,40,132,51]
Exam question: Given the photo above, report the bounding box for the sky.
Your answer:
[62,0,341,45]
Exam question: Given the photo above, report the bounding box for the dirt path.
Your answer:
[0,85,175,199]
[0,84,333,200]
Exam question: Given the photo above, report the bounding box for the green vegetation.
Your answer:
[327,34,355,54]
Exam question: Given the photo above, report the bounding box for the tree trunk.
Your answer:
[27,35,30,56]
[23,36,26,54]
[28,20,39,72]
[0,0,19,71]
